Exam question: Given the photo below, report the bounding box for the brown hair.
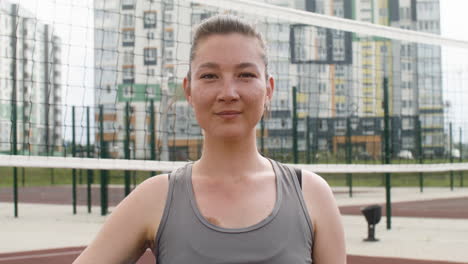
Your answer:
[187,15,269,80]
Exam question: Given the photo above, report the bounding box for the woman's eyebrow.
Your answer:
[236,62,259,71]
[197,62,220,70]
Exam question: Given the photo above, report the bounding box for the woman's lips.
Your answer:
[215,111,241,119]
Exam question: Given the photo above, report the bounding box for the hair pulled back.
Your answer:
[187,15,269,80]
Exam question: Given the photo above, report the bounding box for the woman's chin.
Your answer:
[206,128,253,141]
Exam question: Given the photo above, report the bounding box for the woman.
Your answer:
[74,15,346,264]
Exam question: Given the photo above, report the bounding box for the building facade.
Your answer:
[0,1,62,155]
[94,0,444,161]
[289,0,444,159]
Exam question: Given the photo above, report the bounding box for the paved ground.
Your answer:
[0,186,467,263]
[0,248,465,264]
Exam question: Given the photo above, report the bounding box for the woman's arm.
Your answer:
[73,175,169,264]
[301,170,346,264]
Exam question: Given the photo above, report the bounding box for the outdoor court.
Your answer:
[0,185,467,263]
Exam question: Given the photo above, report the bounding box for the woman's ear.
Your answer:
[266,75,275,101]
[183,77,192,106]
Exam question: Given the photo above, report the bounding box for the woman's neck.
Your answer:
[194,132,269,180]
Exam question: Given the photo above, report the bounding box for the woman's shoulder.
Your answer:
[72,174,171,263]
[128,174,171,249]
[134,174,171,220]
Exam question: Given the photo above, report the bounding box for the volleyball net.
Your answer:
[1,0,468,176]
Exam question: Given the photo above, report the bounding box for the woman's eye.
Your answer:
[200,73,217,79]
[239,72,256,78]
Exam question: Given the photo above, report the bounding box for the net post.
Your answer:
[44,25,50,157]
[306,116,311,164]
[449,123,454,191]
[312,119,318,164]
[99,105,108,216]
[86,106,92,213]
[125,102,131,196]
[10,3,19,218]
[346,117,353,198]
[292,86,298,164]
[21,168,25,187]
[460,127,464,187]
[150,100,156,176]
[72,106,77,214]
[383,76,392,230]
[415,115,424,192]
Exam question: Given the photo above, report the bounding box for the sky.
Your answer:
[8,0,468,143]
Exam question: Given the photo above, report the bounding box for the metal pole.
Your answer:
[72,106,77,214]
[346,117,353,198]
[449,123,454,191]
[86,106,92,213]
[460,127,463,187]
[21,168,25,187]
[150,100,156,176]
[306,116,311,164]
[416,116,424,192]
[124,102,131,196]
[313,118,318,163]
[292,86,298,164]
[44,25,50,156]
[11,4,19,218]
[99,105,108,215]
[159,4,169,161]
[383,77,392,230]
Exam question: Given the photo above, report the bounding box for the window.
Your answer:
[122,30,134,46]
[144,48,157,65]
[144,12,157,28]
[318,138,328,150]
[402,118,414,130]
[402,137,414,149]
[147,32,155,40]
[319,120,328,132]
[335,119,346,130]
[122,0,135,9]
[146,86,156,97]
[123,67,134,83]
[318,83,327,93]
[163,0,174,10]
[147,68,155,76]
[123,51,134,65]
[122,14,134,27]
[165,49,174,62]
[164,30,174,47]
[164,11,173,23]
[123,85,134,98]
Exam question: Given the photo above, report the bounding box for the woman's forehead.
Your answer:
[192,33,265,69]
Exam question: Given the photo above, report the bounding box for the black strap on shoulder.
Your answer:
[294,168,302,189]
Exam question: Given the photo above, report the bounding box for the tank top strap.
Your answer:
[153,164,190,255]
[271,160,314,242]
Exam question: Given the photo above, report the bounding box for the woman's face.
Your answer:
[184,33,274,140]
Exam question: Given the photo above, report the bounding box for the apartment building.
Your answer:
[94,0,444,161]
[0,1,62,155]
[290,0,444,158]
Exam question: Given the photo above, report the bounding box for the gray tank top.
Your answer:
[153,159,314,264]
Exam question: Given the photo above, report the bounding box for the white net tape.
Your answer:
[1,155,467,174]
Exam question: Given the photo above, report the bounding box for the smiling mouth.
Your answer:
[216,111,241,115]
[215,111,241,119]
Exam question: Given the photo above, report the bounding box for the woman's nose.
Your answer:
[217,79,240,102]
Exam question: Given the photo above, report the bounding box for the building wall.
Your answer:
[0,1,62,154]
[93,0,444,160]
